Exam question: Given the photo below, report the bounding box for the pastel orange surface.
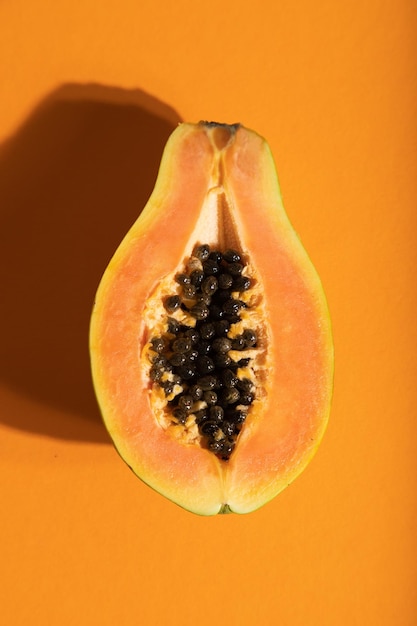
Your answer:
[1,1,416,625]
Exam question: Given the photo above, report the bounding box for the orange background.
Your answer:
[1,1,416,624]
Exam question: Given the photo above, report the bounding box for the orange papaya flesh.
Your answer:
[89,122,334,515]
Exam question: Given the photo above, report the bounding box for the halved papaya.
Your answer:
[89,122,333,515]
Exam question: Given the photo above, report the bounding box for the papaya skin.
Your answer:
[89,121,334,515]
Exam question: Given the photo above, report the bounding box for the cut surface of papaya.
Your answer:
[89,121,334,515]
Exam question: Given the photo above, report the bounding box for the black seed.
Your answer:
[175,273,191,286]
[193,244,210,261]
[227,262,244,276]
[169,353,186,367]
[184,329,200,344]
[182,283,197,298]
[212,337,232,353]
[223,299,244,316]
[208,440,223,453]
[152,354,168,368]
[202,259,220,276]
[239,391,255,405]
[197,375,219,391]
[187,349,199,361]
[189,385,204,401]
[150,337,166,353]
[209,405,224,421]
[212,353,232,368]
[231,336,246,350]
[222,421,235,437]
[190,303,209,320]
[178,395,193,413]
[226,409,247,424]
[190,269,204,288]
[202,275,218,295]
[222,369,239,388]
[201,421,221,437]
[172,337,192,353]
[176,364,196,380]
[208,304,223,320]
[203,390,217,405]
[149,365,164,382]
[214,289,231,303]
[196,355,215,375]
[220,440,235,460]
[242,329,257,347]
[162,381,174,396]
[223,249,241,263]
[214,320,230,336]
[195,340,211,355]
[195,294,211,306]
[167,317,181,334]
[164,295,181,313]
[236,378,253,392]
[200,322,216,340]
[237,358,250,367]
[222,388,240,404]
[209,251,223,263]
[194,409,208,424]
[233,276,251,291]
[172,408,188,423]
[218,273,234,290]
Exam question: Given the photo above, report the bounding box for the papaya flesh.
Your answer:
[89,122,334,515]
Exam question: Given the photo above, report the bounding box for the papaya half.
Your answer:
[89,121,334,515]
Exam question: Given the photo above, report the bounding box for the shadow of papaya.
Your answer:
[0,83,181,442]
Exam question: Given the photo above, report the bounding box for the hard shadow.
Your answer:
[0,83,182,442]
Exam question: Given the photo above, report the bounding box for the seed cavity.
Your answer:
[144,244,264,461]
